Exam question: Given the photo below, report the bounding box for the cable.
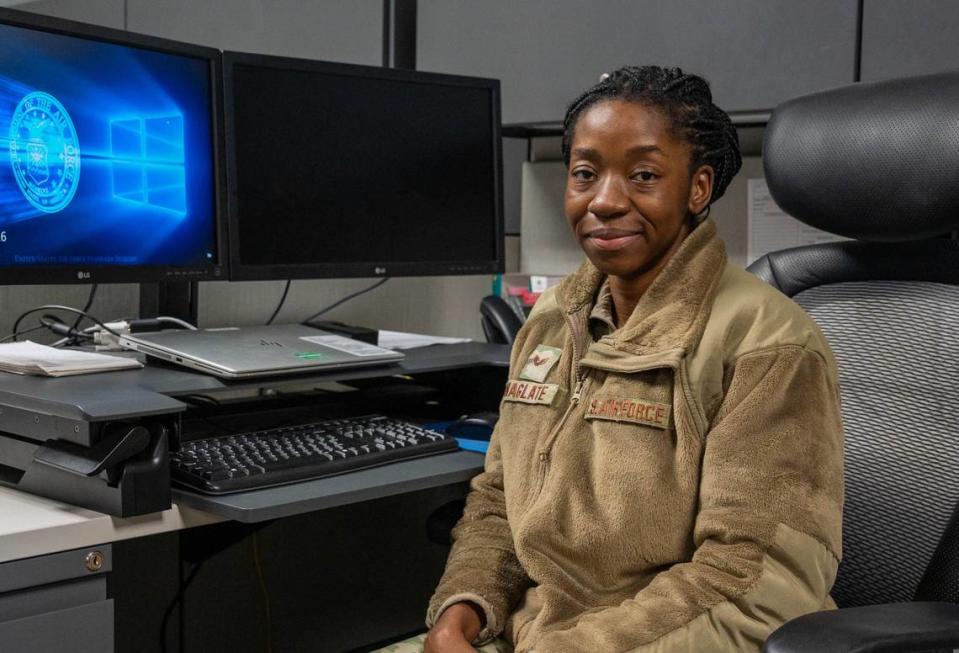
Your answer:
[251,534,274,653]
[159,561,204,653]
[176,393,221,406]
[265,280,292,325]
[158,316,198,331]
[7,305,122,343]
[50,324,100,347]
[302,277,390,324]
[0,324,47,344]
[68,284,98,346]
[51,316,195,350]
[40,314,95,341]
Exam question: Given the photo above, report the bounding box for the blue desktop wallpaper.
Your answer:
[0,23,216,267]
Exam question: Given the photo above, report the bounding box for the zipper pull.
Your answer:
[571,378,585,404]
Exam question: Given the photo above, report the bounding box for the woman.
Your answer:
[390,65,844,653]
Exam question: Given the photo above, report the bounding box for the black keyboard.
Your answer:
[170,415,459,494]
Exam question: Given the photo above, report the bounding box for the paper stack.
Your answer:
[377,330,471,350]
[0,341,143,377]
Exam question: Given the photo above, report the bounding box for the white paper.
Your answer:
[376,330,471,350]
[747,178,846,265]
[0,341,143,377]
[299,334,394,357]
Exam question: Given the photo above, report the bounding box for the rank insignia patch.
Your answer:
[503,380,559,406]
[585,396,671,429]
[519,344,562,383]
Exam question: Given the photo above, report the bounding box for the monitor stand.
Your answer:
[139,281,198,325]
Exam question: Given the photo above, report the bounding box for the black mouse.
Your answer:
[445,411,499,440]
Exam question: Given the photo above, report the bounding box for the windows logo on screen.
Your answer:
[110,115,186,214]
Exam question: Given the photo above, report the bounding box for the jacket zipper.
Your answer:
[526,308,589,508]
[526,376,585,510]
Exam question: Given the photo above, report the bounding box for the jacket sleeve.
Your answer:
[535,344,844,653]
[425,326,537,642]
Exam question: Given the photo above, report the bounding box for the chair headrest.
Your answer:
[763,72,959,242]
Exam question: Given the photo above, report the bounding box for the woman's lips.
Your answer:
[586,228,642,251]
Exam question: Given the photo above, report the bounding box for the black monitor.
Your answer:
[0,9,226,284]
[223,52,504,281]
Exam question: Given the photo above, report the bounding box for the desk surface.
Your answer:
[0,486,222,563]
[0,448,486,563]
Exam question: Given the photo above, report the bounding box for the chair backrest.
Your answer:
[749,71,959,607]
[480,295,524,345]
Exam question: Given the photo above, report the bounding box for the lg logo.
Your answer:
[77,271,91,280]
[374,267,387,275]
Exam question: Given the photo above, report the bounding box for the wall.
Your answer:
[418,0,859,124]
[861,0,959,82]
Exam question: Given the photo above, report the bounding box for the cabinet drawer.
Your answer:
[0,599,113,652]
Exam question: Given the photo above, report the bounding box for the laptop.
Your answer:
[118,324,404,379]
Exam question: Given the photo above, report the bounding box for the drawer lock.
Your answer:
[84,550,104,572]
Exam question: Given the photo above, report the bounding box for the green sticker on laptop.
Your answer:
[294,351,327,360]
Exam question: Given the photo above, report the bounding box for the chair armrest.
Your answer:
[763,602,959,653]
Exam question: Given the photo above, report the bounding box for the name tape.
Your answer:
[502,379,559,405]
[585,396,671,429]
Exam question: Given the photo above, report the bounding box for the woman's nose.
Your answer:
[587,175,629,219]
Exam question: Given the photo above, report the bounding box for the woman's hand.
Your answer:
[424,602,484,653]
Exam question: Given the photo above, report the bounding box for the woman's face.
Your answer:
[564,99,713,281]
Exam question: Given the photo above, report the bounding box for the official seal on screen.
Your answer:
[8,91,81,213]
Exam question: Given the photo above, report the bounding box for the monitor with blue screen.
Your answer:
[0,9,224,284]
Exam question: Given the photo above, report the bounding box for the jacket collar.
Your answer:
[557,218,727,366]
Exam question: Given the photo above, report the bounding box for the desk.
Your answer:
[0,342,508,653]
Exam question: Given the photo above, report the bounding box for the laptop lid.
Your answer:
[118,324,404,379]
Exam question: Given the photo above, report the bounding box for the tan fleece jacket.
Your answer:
[428,219,844,653]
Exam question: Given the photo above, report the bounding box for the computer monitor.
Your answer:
[223,52,504,280]
[0,9,226,284]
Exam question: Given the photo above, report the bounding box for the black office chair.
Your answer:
[748,72,959,652]
[480,294,524,345]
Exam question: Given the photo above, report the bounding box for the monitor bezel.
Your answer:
[0,7,228,285]
[222,50,505,281]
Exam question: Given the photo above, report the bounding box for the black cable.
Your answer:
[0,324,47,344]
[176,393,221,406]
[40,314,94,341]
[68,284,98,345]
[160,561,204,653]
[302,277,390,324]
[251,534,274,652]
[265,279,292,325]
[7,305,122,343]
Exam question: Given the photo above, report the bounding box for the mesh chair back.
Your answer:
[793,280,959,606]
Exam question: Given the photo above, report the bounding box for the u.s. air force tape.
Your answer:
[585,395,671,429]
[502,379,559,405]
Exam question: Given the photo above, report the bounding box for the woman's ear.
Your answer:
[688,164,714,217]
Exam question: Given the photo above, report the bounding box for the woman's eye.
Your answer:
[571,169,595,182]
[633,170,657,182]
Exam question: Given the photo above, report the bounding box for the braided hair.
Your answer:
[562,65,742,204]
